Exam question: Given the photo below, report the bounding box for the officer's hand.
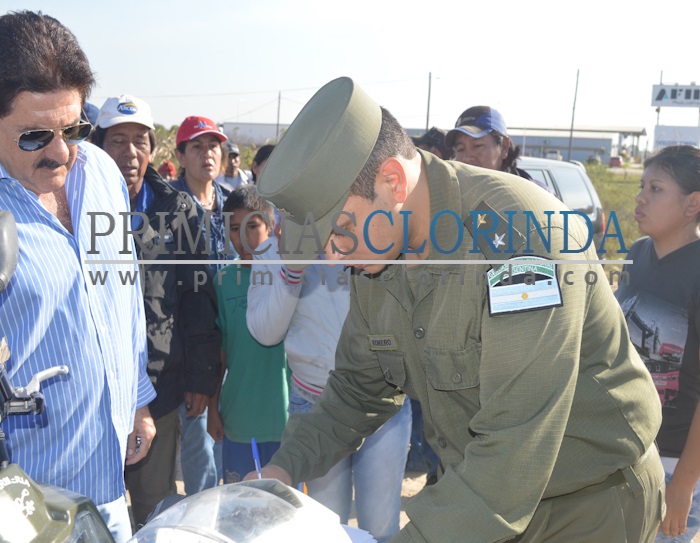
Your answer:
[184,391,208,417]
[242,464,292,485]
[126,406,156,465]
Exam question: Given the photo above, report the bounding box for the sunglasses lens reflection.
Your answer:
[17,122,92,152]
[18,130,55,151]
[64,122,92,144]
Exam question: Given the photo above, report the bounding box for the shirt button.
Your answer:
[437,436,447,448]
[452,373,462,383]
[384,369,392,381]
[414,327,425,339]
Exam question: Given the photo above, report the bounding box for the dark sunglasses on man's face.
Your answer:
[13,121,93,152]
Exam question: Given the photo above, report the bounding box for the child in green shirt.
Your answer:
[207,185,289,483]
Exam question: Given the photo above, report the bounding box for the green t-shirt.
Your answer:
[215,264,289,443]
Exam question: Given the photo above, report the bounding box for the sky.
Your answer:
[5,0,699,151]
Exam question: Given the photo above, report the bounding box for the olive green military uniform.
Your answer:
[270,151,664,542]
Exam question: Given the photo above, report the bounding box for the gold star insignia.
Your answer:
[477,214,487,227]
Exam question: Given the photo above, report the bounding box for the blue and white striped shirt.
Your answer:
[0,143,156,505]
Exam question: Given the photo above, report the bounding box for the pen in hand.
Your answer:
[251,437,262,479]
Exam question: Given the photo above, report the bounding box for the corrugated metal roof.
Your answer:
[508,126,646,136]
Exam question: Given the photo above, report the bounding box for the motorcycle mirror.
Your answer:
[0,211,18,294]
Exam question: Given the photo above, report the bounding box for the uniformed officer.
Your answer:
[244,77,665,543]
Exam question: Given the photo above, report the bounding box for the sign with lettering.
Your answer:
[652,84,700,108]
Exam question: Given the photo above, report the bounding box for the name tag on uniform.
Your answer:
[368,335,398,351]
[487,256,562,316]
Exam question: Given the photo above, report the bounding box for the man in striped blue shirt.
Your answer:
[0,11,156,542]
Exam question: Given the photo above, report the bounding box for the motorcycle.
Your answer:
[0,210,115,543]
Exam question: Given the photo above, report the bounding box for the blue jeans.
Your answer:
[96,495,131,543]
[656,457,700,543]
[179,404,223,495]
[222,437,281,483]
[406,398,439,477]
[289,388,411,543]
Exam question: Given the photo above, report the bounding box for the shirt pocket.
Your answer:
[425,343,480,390]
[376,350,407,389]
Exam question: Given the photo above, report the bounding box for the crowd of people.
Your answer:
[1,9,700,543]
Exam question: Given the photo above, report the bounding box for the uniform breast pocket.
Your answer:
[425,344,480,391]
[376,350,407,389]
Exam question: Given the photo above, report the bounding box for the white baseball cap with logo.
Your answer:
[96,94,155,130]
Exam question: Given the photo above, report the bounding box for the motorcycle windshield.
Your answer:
[128,479,354,543]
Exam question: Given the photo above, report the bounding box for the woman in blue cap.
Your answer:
[446,105,550,192]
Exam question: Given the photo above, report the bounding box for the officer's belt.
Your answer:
[547,445,657,501]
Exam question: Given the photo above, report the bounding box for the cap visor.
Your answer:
[98,116,155,130]
[190,129,227,143]
[445,126,491,147]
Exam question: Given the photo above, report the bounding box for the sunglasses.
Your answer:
[7,121,93,152]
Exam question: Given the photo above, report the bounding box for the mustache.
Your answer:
[36,158,63,169]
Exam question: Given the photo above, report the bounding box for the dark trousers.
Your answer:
[125,409,181,528]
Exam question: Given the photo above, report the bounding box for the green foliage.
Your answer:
[153,124,179,171]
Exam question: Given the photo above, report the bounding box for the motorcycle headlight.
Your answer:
[61,509,113,543]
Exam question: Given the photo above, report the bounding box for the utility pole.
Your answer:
[567,69,579,162]
[276,91,281,140]
[426,72,432,131]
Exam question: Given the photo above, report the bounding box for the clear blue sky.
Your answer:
[7,0,699,150]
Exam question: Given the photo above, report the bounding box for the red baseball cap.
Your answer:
[176,116,227,146]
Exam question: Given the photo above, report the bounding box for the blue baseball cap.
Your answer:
[81,102,100,126]
[445,106,508,148]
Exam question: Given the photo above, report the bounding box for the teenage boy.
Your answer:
[208,186,289,482]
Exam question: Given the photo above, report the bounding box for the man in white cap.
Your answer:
[94,96,221,527]
[245,77,664,543]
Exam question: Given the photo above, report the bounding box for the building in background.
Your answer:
[223,121,647,164]
[508,126,646,164]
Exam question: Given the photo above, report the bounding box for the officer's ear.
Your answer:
[375,157,408,205]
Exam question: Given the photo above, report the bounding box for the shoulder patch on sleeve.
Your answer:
[487,255,562,316]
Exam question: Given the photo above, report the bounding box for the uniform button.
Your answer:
[384,369,392,381]
[437,436,447,448]
[413,327,425,339]
[452,373,462,383]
